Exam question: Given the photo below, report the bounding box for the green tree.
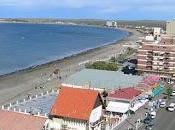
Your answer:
[110,56,117,63]
[166,85,173,99]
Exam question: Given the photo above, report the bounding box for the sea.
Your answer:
[0,23,128,75]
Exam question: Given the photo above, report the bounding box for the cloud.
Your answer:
[0,0,175,14]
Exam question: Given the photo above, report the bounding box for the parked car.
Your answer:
[144,116,153,124]
[167,103,175,112]
[150,111,156,119]
[171,90,175,96]
[159,101,166,108]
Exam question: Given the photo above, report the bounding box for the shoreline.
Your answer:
[0,28,143,105]
[0,28,130,78]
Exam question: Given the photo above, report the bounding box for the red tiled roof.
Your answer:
[0,110,46,130]
[108,87,141,100]
[50,87,99,121]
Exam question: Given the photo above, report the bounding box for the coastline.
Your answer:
[0,28,143,105]
[0,27,129,77]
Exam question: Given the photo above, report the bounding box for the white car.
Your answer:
[168,103,175,112]
[150,111,156,119]
[171,90,175,96]
[159,101,166,108]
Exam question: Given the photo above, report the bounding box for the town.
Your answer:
[0,18,175,130]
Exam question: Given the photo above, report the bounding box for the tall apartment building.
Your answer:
[137,36,175,81]
[166,19,175,36]
[106,21,118,28]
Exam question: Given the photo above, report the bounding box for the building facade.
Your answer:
[48,87,104,130]
[166,19,175,36]
[137,36,175,81]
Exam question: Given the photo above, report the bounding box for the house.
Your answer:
[48,87,104,130]
[0,109,47,130]
[105,87,145,126]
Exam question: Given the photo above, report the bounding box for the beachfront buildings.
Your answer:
[106,21,118,28]
[48,87,104,130]
[106,87,142,123]
[166,19,175,36]
[137,35,175,81]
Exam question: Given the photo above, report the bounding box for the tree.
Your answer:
[166,85,173,99]
[110,56,117,63]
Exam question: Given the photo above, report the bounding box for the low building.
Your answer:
[166,19,175,36]
[105,87,145,127]
[62,69,143,91]
[137,35,175,81]
[48,87,104,130]
[135,75,164,97]
[0,109,47,130]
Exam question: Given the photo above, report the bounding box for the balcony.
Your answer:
[164,63,170,69]
[164,52,170,58]
[147,57,153,61]
[146,61,153,66]
[146,66,152,70]
[164,59,169,63]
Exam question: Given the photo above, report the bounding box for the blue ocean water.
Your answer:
[0,23,128,75]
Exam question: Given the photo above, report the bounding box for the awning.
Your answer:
[129,99,148,112]
[106,101,130,113]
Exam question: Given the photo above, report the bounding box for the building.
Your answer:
[106,21,118,28]
[153,27,161,40]
[62,69,143,91]
[135,75,164,97]
[166,19,175,36]
[0,109,47,130]
[105,87,146,128]
[137,36,175,81]
[48,87,104,130]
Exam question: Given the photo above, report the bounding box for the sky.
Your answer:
[0,0,175,20]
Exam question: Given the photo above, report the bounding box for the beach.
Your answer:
[0,28,143,105]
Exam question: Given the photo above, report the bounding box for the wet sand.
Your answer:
[0,28,144,105]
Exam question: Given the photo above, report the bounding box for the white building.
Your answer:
[47,87,104,130]
[106,21,118,28]
[153,27,161,39]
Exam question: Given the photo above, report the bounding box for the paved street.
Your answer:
[139,96,175,130]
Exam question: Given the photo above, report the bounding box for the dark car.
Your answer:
[144,116,154,126]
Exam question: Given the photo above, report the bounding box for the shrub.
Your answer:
[85,61,118,71]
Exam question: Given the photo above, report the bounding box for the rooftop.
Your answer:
[9,91,57,115]
[63,69,143,90]
[108,87,141,101]
[50,87,100,121]
[0,109,46,130]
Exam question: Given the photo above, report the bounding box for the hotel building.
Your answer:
[137,35,175,81]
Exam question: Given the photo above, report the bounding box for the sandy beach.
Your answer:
[0,28,144,105]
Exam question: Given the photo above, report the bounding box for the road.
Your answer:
[139,97,175,130]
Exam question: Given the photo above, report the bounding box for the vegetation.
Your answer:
[109,47,136,63]
[86,47,137,71]
[166,85,173,99]
[85,61,118,71]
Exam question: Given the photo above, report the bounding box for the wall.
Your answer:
[47,117,87,130]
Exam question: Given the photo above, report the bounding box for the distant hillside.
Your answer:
[0,18,166,29]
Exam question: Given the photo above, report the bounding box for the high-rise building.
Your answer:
[166,19,175,36]
[106,21,118,28]
[137,36,175,81]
